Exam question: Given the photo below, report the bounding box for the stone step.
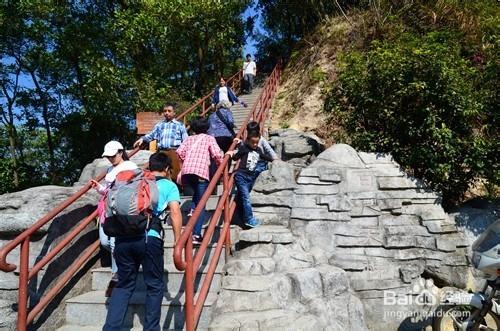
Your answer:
[57,326,208,331]
[238,225,294,244]
[65,290,216,330]
[179,195,220,212]
[224,257,276,276]
[209,309,321,330]
[92,263,224,294]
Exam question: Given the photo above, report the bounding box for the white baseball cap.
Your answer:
[102,141,124,157]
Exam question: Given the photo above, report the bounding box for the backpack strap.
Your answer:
[215,110,236,137]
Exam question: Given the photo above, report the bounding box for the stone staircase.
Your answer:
[56,88,262,330]
[231,88,262,129]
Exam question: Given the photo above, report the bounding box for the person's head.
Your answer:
[149,152,172,175]
[190,116,210,134]
[102,140,129,166]
[219,77,226,86]
[216,100,232,110]
[246,129,261,149]
[162,103,176,121]
[246,54,252,61]
[246,121,260,133]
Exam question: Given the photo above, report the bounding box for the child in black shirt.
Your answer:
[226,129,276,228]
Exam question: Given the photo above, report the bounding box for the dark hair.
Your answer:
[119,149,129,161]
[190,116,210,134]
[246,121,260,132]
[246,54,251,58]
[247,129,261,139]
[162,103,175,111]
[149,152,172,172]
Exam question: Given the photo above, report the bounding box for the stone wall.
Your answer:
[212,143,470,331]
[0,185,101,330]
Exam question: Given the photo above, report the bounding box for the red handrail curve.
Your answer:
[0,69,244,331]
[173,61,282,330]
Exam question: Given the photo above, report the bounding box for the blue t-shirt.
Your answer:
[147,178,181,239]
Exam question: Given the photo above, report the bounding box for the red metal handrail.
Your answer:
[0,69,244,331]
[173,60,282,330]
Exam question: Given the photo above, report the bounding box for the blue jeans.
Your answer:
[182,174,209,236]
[235,161,268,223]
[103,235,164,331]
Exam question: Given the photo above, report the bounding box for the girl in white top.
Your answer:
[90,140,138,296]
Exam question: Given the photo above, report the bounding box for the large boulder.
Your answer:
[268,129,325,168]
[246,143,470,331]
[0,186,97,235]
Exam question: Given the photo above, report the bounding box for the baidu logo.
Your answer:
[384,278,439,306]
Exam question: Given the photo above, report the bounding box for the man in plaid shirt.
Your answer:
[134,103,188,181]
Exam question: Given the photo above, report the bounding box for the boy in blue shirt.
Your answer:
[103,153,182,331]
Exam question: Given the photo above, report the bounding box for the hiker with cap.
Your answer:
[133,103,188,182]
[90,140,138,297]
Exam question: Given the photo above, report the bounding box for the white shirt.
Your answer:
[243,60,256,75]
[104,160,138,183]
[218,86,229,102]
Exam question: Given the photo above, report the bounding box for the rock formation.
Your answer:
[211,143,470,330]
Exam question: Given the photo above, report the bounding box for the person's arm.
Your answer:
[228,87,239,104]
[253,62,257,75]
[179,123,188,142]
[211,87,219,107]
[231,145,244,161]
[90,179,108,195]
[168,201,182,244]
[176,139,188,161]
[225,110,235,129]
[208,136,224,165]
[134,123,159,147]
[260,138,279,160]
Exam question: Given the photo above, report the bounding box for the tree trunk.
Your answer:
[29,71,56,182]
[7,125,19,187]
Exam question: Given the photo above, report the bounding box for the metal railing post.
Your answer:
[185,237,195,331]
[17,238,29,331]
[223,167,231,259]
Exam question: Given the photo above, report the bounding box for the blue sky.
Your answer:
[242,2,263,59]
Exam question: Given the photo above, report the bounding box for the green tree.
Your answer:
[326,31,498,205]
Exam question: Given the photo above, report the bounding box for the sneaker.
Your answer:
[105,279,117,297]
[187,208,194,217]
[244,218,261,228]
[192,235,203,245]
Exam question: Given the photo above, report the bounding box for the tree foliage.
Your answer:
[325,27,498,206]
[0,0,250,193]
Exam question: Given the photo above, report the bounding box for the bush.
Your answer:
[325,31,498,206]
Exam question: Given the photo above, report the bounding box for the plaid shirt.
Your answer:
[143,119,188,149]
[176,133,223,180]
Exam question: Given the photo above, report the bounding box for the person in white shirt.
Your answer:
[243,54,257,94]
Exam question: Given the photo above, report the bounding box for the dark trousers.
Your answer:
[103,235,164,331]
[243,73,254,93]
[182,174,209,236]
